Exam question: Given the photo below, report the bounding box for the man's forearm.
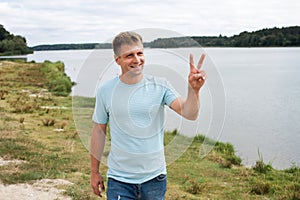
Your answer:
[90,154,100,173]
[90,123,106,173]
[181,87,200,120]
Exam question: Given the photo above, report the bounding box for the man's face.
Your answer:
[115,42,145,76]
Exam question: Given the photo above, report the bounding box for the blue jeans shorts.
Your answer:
[106,174,167,200]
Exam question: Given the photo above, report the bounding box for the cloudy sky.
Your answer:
[0,0,299,46]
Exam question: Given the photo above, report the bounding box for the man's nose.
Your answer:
[132,54,140,63]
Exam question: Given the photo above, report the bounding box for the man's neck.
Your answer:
[119,73,143,85]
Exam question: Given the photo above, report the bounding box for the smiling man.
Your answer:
[90,31,206,200]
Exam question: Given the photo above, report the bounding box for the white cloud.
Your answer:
[0,0,299,46]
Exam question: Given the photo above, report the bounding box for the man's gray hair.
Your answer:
[112,31,143,56]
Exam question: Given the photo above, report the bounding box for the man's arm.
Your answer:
[170,53,206,120]
[90,123,107,197]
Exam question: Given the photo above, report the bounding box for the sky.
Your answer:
[0,0,299,46]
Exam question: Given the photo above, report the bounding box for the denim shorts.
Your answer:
[106,174,167,200]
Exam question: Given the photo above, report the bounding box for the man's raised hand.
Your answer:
[188,53,207,92]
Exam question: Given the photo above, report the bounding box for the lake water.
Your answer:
[24,47,300,169]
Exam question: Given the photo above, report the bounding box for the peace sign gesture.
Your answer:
[188,53,207,92]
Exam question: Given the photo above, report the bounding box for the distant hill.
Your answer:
[0,25,33,56]
[32,43,112,51]
[31,26,300,51]
[151,26,300,48]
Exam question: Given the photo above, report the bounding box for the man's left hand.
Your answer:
[188,53,206,92]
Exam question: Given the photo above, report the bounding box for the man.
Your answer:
[90,31,206,199]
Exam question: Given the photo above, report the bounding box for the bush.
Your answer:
[41,61,75,96]
[48,76,73,96]
[251,181,271,195]
[225,154,242,166]
[253,160,273,173]
[285,164,300,174]
[215,141,242,166]
[185,179,204,195]
[252,149,273,173]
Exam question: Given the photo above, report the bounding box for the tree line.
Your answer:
[1,25,299,55]
[151,26,300,48]
[0,25,33,56]
[32,26,300,51]
[32,43,112,51]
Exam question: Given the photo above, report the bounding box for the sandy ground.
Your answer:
[0,158,73,200]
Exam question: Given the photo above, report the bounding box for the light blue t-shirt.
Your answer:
[92,74,179,184]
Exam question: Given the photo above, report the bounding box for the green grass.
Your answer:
[0,60,299,199]
[41,60,75,96]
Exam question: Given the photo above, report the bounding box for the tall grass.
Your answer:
[41,60,75,96]
[252,149,273,173]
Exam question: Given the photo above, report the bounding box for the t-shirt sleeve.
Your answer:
[163,79,180,106]
[92,86,109,124]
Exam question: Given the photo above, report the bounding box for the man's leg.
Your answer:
[106,178,138,200]
[140,174,167,200]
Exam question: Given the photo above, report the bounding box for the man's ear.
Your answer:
[114,55,120,65]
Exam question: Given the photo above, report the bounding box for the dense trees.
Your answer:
[141,26,300,48]
[229,26,300,47]
[33,26,299,51]
[1,25,299,54]
[0,25,33,56]
[152,26,300,48]
[185,26,300,47]
[32,43,112,51]
[21,26,300,52]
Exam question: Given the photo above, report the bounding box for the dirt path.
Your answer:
[0,179,73,200]
[0,158,73,200]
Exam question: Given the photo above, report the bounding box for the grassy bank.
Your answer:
[0,61,299,199]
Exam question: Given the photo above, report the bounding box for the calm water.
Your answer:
[25,47,300,169]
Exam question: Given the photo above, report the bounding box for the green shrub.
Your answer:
[251,181,271,195]
[185,179,204,195]
[215,141,242,166]
[252,150,273,173]
[215,142,235,155]
[253,160,272,173]
[41,61,75,96]
[285,164,300,174]
[225,154,242,166]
